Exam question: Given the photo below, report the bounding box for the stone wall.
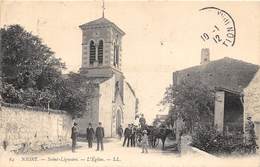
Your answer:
[0,103,72,153]
[99,76,115,137]
[244,69,260,150]
[78,84,100,136]
[123,81,137,128]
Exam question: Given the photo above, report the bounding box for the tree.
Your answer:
[0,24,66,107]
[161,80,215,133]
[1,25,65,88]
[60,72,96,117]
[0,24,94,117]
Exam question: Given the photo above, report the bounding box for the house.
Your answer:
[172,48,259,136]
[244,69,260,149]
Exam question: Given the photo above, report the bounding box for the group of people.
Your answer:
[121,123,138,147]
[71,122,105,152]
[71,114,149,153]
[118,114,149,153]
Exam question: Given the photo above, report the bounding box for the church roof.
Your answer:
[84,77,110,84]
[79,17,125,35]
[174,57,260,93]
[125,81,136,97]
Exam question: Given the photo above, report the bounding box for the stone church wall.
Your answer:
[244,69,260,150]
[123,82,137,128]
[0,103,72,153]
[78,85,100,135]
[99,76,115,137]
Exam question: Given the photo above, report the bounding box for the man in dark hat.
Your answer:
[86,123,95,148]
[71,122,79,152]
[139,114,146,129]
[95,122,105,151]
[123,124,132,147]
[130,124,136,147]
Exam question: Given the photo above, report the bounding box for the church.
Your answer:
[77,15,138,138]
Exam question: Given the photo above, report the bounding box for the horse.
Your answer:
[144,125,174,150]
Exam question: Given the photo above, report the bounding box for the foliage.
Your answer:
[0,24,94,116]
[60,72,96,117]
[191,126,258,155]
[161,80,215,133]
[1,25,65,88]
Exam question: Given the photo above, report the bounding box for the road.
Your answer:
[0,138,259,167]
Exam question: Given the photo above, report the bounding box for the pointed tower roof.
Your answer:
[79,17,125,35]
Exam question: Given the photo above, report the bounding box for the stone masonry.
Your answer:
[0,103,72,153]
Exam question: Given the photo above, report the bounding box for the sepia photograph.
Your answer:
[0,0,260,167]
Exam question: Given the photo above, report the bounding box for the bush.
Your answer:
[191,126,257,155]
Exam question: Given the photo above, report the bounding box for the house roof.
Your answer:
[79,17,125,35]
[174,57,260,93]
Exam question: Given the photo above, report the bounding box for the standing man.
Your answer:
[245,116,258,153]
[86,123,95,148]
[71,122,79,152]
[139,114,146,129]
[95,122,105,151]
[131,124,136,147]
[123,124,131,147]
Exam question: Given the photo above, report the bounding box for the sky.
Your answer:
[1,1,260,123]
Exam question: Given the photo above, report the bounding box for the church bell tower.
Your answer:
[79,16,125,78]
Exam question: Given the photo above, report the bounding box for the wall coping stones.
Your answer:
[1,102,68,114]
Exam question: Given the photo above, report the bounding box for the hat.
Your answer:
[143,130,147,134]
[247,116,252,120]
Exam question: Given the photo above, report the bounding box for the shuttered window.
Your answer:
[98,40,103,64]
[89,40,95,65]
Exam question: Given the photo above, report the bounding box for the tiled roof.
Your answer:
[79,17,125,35]
[84,77,110,84]
[174,57,260,92]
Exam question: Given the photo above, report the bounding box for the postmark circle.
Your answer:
[199,7,236,47]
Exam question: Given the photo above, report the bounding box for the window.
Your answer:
[115,81,119,91]
[113,44,119,67]
[89,40,96,65]
[113,43,116,66]
[98,40,103,64]
[115,46,119,66]
[115,81,120,96]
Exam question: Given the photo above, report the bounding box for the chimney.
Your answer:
[200,48,210,65]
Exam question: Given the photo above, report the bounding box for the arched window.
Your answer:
[115,81,119,91]
[113,43,119,67]
[98,40,103,64]
[89,40,96,65]
[113,42,116,67]
[115,46,119,66]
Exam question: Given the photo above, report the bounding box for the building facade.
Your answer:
[77,17,138,137]
[244,69,260,150]
[172,48,259,136]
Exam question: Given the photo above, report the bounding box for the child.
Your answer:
[141,130,148,153]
